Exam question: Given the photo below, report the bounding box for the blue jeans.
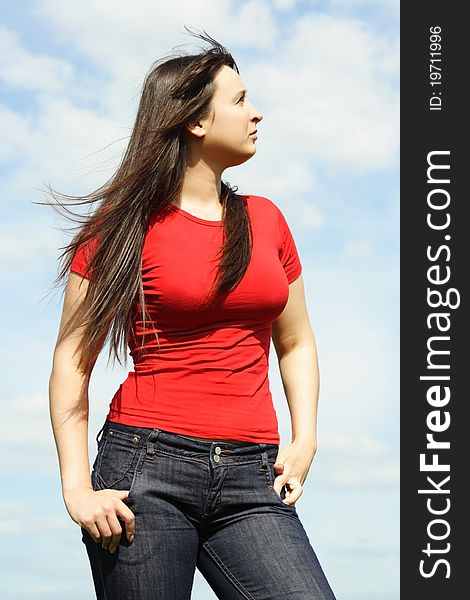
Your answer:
[81,419,337,599]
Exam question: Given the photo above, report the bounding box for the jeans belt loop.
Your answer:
[146,427,162,456]
[259,444,268,470]
[95,423,106,445]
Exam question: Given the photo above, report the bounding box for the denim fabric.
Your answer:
[81,419,337,599]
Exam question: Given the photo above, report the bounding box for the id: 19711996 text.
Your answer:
[429,26,443,111]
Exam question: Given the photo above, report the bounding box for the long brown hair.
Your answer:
[36,27,254,375]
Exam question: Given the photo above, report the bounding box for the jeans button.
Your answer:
[213,455,221,462]
[215,447,222,455]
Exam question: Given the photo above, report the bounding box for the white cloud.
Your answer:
[0,26,74,94]
[5,2,398,182]
[315,431,399,488]
[0,395,52,446]
[0,99,129,247]
[273,0,300,9]
[342,239,376,260]
[261,162,317,197]
[295,197,325,228]
[31,0,277,64]
[0,501,33,516]
[0,104,33,163]
[0,226,60,262]
[245,13,398,173]
[0,511,70,535]
[0,392,110,475]
[320,430,391,456]
[329,0,399,14]
[315,314,397,431]
[330,460,399,487]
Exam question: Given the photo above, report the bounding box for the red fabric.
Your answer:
[70,195,302,443]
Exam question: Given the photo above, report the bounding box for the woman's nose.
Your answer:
[252,107,263,124]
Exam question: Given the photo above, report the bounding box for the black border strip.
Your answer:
[401,2,467,596]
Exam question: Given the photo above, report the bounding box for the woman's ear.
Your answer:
[185,120,206,139]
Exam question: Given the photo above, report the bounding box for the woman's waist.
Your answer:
[116,370,271,399]
[101,418,280,459]
[108,374,278,444]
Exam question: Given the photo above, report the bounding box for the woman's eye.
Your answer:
[238,96,245,103]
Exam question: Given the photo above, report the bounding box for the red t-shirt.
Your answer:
[70,195,302,443]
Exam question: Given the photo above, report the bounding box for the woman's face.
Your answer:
[189,65,263,170]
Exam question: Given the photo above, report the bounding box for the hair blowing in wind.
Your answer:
[35,27,254,376]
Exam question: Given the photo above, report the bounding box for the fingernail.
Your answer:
[129,534,135,543]
[110,547,116,554]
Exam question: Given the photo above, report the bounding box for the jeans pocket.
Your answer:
[95,427,142,490]
[266,460,292,506]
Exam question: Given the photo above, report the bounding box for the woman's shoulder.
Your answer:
[244,193,280,216]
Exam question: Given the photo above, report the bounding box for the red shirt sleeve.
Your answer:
[276,206,302,284]
[70,236,100,280]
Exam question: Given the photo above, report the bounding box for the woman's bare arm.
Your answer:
[272,274,319,451]
[270,274,319,504]
[49,272,135,553]
[49,271,94,496]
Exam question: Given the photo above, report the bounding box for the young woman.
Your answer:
[47,29,337,599]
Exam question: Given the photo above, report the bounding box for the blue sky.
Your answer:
[0,1,399,598]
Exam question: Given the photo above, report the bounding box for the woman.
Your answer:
[47,29,337,599]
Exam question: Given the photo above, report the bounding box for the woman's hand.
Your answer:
[63,487,135,553]
[273,441,317,505]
